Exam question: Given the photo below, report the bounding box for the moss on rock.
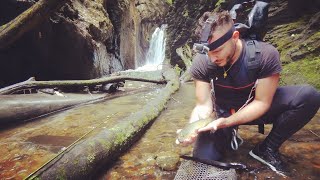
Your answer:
[265,1,319,90]
[280,57,320,89]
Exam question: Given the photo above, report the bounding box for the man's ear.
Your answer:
[232,30,240,40]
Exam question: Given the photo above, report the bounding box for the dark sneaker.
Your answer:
[249,145,288,176]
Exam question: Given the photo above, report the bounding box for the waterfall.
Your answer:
[145,24,167,66]
[137,24,167,71]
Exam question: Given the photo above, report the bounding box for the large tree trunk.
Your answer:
[0,74,166,95]
[0,0,68,49]
[25,68,180,179]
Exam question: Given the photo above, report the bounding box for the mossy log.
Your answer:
[0,75,166,95]
[0,0,68,49]
[26,68,180,179]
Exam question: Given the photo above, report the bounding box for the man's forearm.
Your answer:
[189,104,213,123]
[217,99,270,129]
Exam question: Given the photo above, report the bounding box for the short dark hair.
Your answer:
[195,11,233,39]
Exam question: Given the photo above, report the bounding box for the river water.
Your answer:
[0,81,163,179]
[0,82,319,179]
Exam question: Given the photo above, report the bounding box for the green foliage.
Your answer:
[166,0,173,5]
[214,0,226,12]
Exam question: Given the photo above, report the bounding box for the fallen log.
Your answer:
[0,75,166,95]
[26,68,180,179]
[0,93,107,126]
[0,0,68,49]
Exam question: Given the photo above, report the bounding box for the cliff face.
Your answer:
[164,0,218,68]
[0,0,169,87]
[0,0,318,89]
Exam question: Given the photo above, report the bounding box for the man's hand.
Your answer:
[176,118,224,146]
[175,129,198,146]
[197,117,224,133]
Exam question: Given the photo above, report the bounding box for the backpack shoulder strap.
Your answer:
[244,40,265,134]
[246,40,261,69]
[244,39,261,82]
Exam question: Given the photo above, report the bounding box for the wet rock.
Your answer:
[288,0,320,16]
[155,151,180,171]
[141,153,157,166]
[311,153,320,169]
[109,171,122,179]
[178,146,193,156]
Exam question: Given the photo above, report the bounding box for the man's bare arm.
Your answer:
[177,79,213,145]
[189,80,214,123]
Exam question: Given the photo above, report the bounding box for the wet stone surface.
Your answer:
[155,151,180,171]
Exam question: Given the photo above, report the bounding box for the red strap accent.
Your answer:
[230,108,236,115]
[215,82,255,90]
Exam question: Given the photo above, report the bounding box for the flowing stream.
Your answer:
[0,82,319,179]
[0,81,163,179]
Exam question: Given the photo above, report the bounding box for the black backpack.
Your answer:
[229,0,270,83]
[230,0,270,41]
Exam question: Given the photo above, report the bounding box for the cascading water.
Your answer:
[136,24,167,71]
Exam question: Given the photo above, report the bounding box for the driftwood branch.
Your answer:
[0,0,68,49]
[25,68,180,179]
[0,75,167,95]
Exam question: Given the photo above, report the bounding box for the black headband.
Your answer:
[207,26,235,51]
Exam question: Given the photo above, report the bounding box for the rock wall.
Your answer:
[164,0,236,68]
[164,0,219,68]
[265,0,320,88]
[0,0,169,87]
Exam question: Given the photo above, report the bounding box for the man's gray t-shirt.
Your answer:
[190,40,282,109]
